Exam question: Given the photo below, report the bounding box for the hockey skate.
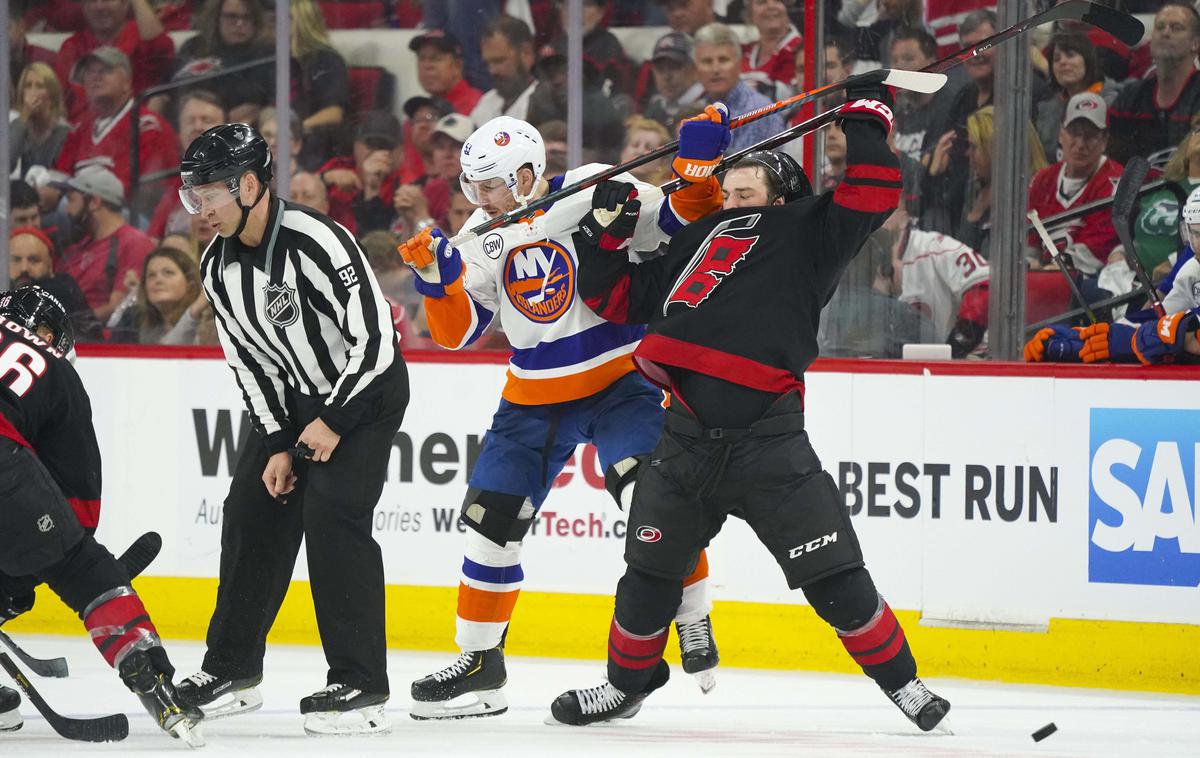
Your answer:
[547,660,670,726]
[300,683,389,736]
[119,649,205,747]
[177,670,263,720]
[676,615,719,693]
[885,677,952,733]
[0,685,21,732]
[410,648,508,720]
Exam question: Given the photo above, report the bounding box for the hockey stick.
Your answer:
[0,653,129,742]
[1025,286,1152,334]
[1029,209,1097,324]
[446,1,1142,248]
[0,630,67,679]
[1111,156,1164,316]
[449,69,946,247]
[0,532,164,680]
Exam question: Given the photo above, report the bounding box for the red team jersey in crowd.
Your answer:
[56,99,179,194]
[1027,157,1124,273]
[0,316,104,529]
[56,21,176,120]
[58,225,155,311]
[742,28,802,90]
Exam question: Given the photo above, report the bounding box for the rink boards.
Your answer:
[10,350,1200,694]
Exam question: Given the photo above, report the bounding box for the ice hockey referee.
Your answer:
[172,123,408,736]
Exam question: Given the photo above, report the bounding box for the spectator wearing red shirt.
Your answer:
[57,0,175,120]
[8,4,55,90]
[56,167,155,323]
[55,47,179,196]
[742,0,802,99]
[389,113,468,238]
[318,111,405,235]
[1028,93,1124,277]
[399,95,453,184]
[410,31,483,117]
[148,90,228,240]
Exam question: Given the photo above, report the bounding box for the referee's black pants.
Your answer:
[201,363,408,696]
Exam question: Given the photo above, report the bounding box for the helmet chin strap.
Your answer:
[232,179,269,239]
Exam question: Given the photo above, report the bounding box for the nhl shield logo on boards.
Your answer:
[263,283,299,328]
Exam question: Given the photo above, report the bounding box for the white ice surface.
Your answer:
[1,636,1196,757]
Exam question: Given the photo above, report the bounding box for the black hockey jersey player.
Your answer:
[0,316,103,529]
[578,119,901,400]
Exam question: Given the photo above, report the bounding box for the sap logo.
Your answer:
[788,532,837,559]
[1088,408,1200,587]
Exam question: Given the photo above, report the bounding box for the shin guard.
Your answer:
[83,587,163,669]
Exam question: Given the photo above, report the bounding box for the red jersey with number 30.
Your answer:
[0,317,103,529]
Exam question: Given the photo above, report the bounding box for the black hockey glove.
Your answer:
[0,576,36,625]
[578,181,641,253]
[839,84,895,137]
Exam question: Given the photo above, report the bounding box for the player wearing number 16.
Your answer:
[175,124,410,736]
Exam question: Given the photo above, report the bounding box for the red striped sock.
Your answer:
[84,589,161,668]
[608,617,668,672]
[838,601,907,668]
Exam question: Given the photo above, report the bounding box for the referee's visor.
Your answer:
[179,180,239,215]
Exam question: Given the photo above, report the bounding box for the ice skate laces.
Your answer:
[185,671,216,688]
[889,678,935,716]
[432,652,477,683]
[677,619,711,655]
[576,683,625,715]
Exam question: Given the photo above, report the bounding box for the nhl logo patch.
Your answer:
[263,283,300,328]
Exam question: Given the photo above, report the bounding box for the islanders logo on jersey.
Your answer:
[503,240,575,322]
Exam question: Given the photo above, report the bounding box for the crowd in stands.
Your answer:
[6,0,1200,363]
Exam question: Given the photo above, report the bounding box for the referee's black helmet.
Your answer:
[0,284,75,354]
[738,150,812,204]
[181,123,273,190]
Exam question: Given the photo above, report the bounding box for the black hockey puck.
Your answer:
[1032,722,1057,742]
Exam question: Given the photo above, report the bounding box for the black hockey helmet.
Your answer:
[180,123,273,190]
[737,150,812,204]
[0,284,74,355]
[179,123,274,236]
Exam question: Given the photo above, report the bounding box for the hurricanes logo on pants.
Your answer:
[636,526,662,543]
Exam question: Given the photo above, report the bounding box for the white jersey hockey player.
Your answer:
[397,113,730,719]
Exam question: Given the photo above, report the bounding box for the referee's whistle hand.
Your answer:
[263,452,296,500]
[298,418,341,463]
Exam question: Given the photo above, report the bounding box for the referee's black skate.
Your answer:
[410,647,508,720]
[547,660,670,726]
[676,615,719,693]
[885,677,952,733]
[176,669,263,720]
[0,685,21,732]
[300,683,390,736]
[119,649,205,747]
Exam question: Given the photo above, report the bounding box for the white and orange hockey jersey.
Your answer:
[899,228,990,340]
[422,165,721,405]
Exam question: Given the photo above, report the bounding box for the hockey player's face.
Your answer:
[722,167,775,209]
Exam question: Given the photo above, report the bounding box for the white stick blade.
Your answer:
[882,70,948,94]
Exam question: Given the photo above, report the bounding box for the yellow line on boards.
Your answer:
[8,578,1197,695]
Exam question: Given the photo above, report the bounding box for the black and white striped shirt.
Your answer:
[201,197,398,453]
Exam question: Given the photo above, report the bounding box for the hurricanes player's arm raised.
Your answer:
[810,94,903,297]
[397,228,497,350]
